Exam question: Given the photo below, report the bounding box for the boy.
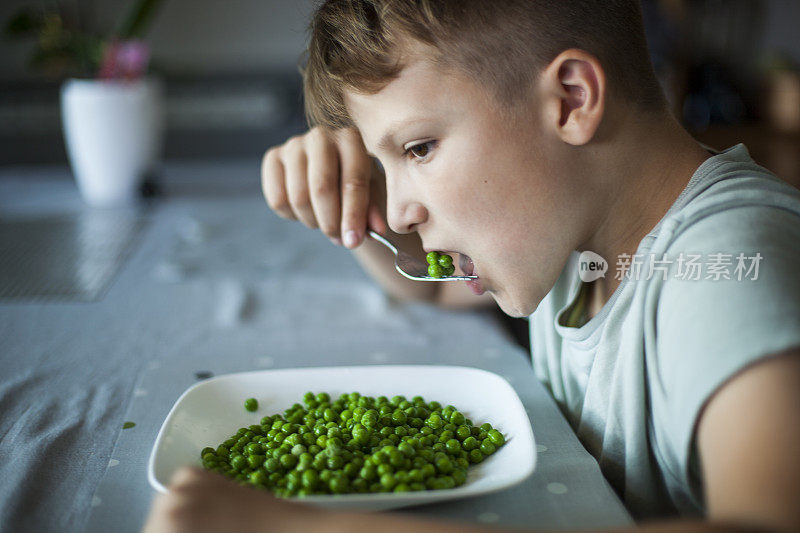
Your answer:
[144,1,800,531]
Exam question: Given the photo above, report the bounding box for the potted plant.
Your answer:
[6,0,166,207]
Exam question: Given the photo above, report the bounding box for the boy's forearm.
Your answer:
[326,513,768,533]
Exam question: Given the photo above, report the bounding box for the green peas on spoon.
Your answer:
[426,251,456,278]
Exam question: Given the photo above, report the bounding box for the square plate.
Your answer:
[148,365,536,511]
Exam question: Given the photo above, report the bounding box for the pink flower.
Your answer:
[98,40,150,80]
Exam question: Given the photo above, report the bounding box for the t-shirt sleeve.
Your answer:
[649,204,800,506]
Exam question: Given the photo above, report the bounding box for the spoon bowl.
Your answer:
[368,231,477,282]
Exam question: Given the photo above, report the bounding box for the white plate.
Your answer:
[148,365,536,511]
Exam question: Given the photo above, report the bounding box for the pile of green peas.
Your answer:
[426,252,456,278]
[200,392,506,497]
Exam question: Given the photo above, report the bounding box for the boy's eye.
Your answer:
[405,141,436,160]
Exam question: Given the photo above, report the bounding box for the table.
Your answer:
[0,160,632,532]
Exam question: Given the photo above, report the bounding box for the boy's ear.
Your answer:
[540,49,605,146]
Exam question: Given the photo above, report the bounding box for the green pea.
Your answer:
[316,392,330,403]
[249,470,267,485]
[391,409,407,425]
[427,264,443,278]
[244,442,262,455]
[231,455,247,471]
[360,464,377,481]
[279,454,297,469]
[327,455,344,470]
[488,429,505,446]
[264,457,280,472]
[427,477,447,490]
[426,413,443,430]
[301,469,319,489]
[450,411,466,426]
[200,447,216,458]
[244,398,258,412]
[437,254,453,268]
[389,450,405,467]
[468,449,484,464]
[445,438,462,454]
[463,436,479,451]
[435,455,454,474]
[425,251,440,265]
[329,475,349,494]
[247,455,265,468]
[291,444,307,456]
[397,441,415,457]
[439,430,455,442]
[343,462,359,478]
[480,439,497,455]
[380,472,397,489]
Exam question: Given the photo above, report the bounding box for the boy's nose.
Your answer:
[387,201,428,234]
[385,175,427,235]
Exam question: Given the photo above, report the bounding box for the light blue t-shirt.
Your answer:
[529,144,800,519]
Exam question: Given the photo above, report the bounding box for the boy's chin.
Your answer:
[494,287,543,318]
[494,293,534,318]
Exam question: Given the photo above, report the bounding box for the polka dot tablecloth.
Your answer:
[0,162,632,533]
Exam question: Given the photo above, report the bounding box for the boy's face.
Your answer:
[346,56,583,317]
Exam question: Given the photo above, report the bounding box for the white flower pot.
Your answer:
[60,77,164,208]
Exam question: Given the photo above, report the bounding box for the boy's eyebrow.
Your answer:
[376,117,428,153]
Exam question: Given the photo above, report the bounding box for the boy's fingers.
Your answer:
[337,128,372,248]
[367,203,388,235]
[306,128,342,240]
[261,148,295,221]
[367,159,388,234]
[282,137,318,230]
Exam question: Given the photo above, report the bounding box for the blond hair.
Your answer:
[304,0,665,129]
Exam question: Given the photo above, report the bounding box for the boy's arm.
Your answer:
[694,346,800,533]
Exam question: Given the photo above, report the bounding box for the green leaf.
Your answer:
[116,0,166,39]
[5,8,45,37]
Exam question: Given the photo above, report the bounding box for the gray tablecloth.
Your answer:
[0,160,632,532]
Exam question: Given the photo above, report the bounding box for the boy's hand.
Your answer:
[141,467,326,533]
[261,127,386,248]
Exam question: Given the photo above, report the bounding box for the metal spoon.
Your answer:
[367,230,477,282]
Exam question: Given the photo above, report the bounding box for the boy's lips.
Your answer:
[459,254,485,295]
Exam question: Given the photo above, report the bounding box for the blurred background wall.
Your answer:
[0,0,317,164]
[1,0,799,176]
[0,0,317,79]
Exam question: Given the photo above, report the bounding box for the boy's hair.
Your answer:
[303,0,666,129]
